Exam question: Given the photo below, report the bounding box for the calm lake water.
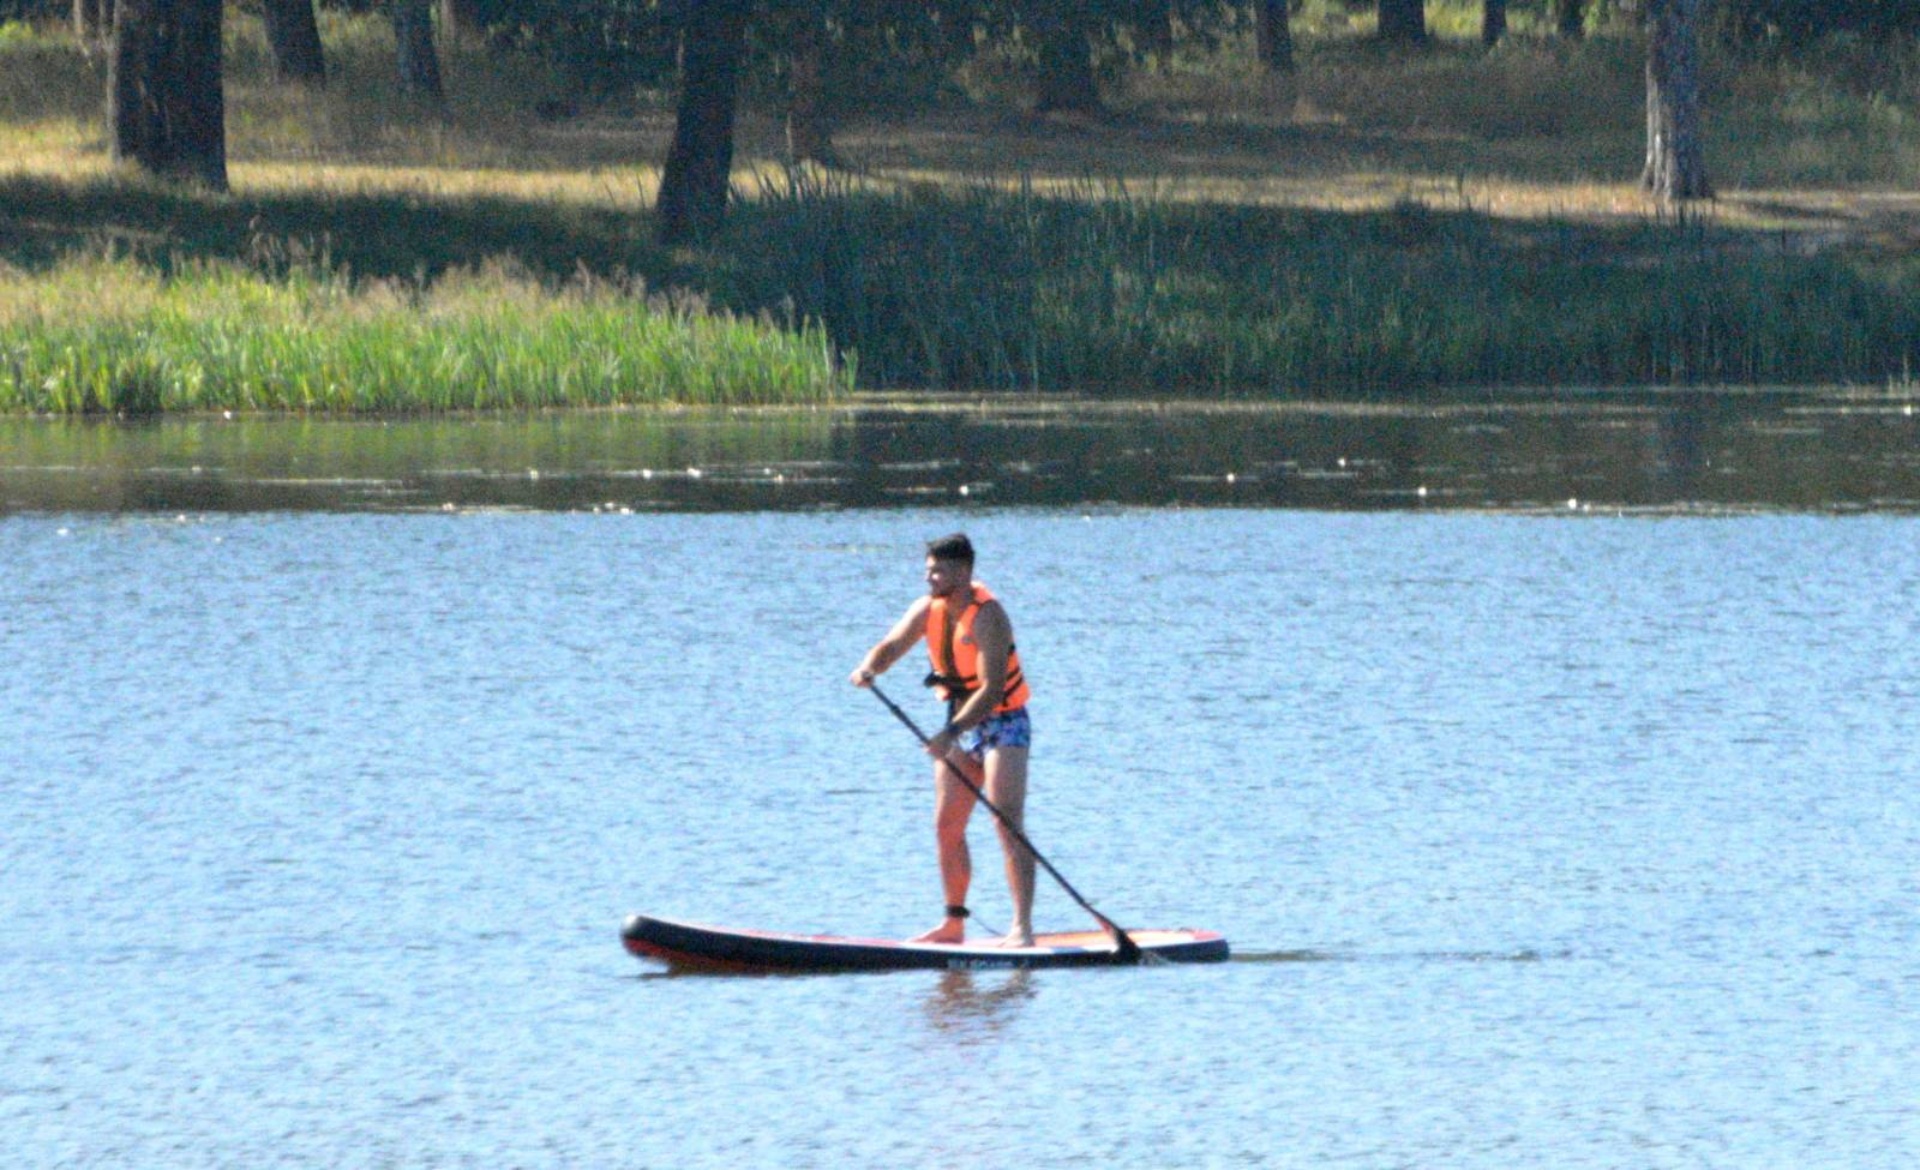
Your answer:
[3,395,1918,1168]
[2,388,1918,513]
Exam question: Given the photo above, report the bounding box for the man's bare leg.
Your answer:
[984,746,1035,947]
[909,751,980,943]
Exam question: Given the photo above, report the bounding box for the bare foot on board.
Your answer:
[909,919,966,945]
[988,928,1035,949]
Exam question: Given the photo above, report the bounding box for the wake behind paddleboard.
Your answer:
[622,913,1229,973]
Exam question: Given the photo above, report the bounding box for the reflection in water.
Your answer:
[2,389,1918,513]
[922,968,1036,1043]
[1656,395,1711,500]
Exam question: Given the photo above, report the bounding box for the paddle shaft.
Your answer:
[866,681,1143,962]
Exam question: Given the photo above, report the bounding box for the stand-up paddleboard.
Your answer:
[623,914,1229,973]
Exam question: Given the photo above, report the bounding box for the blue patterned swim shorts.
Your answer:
[960,707,1032,760]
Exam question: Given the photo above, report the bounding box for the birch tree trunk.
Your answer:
[74,0,114,49]
[1642,0,1712,202]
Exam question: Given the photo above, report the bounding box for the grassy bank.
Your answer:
[0,257,845,413]
[727,171,1920,393]
[0,15,850,413]
[3,11,1919,410]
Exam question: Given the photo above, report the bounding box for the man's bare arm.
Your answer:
[851,596,932,685]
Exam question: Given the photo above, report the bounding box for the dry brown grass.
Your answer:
[6,13,1918,253]
[5,5,1918,263]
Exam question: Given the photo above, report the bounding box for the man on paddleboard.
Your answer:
[851,533,1036,947]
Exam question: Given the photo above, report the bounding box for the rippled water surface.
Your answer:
[3,401,1919,1167]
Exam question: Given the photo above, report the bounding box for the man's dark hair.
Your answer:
[926,532,975,564]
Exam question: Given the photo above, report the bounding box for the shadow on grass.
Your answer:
[5,166,1916,395]
[0,172,670,284]
[834,103,1632,190]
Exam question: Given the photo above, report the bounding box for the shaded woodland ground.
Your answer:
[4,14,1918,406]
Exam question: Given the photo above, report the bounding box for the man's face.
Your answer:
[925,556,970,599]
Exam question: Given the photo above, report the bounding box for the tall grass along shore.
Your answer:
[0,257,846,414]
[3,11,1919,412]
[733,171,1920,395]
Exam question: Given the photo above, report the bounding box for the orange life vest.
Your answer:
[925,582,1029,715]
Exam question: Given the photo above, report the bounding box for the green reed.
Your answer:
[6,6,1920,405]
[0,258,849,414]
[7,176,1916,407]
[728,172,1920,396]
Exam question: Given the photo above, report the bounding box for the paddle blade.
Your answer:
[1106,924,1146,965]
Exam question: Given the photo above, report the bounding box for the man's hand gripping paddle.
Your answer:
[865,681,1146,965]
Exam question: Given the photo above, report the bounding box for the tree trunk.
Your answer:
[1137,0,1174,65]
[1377,0,1427,45]
[655,0,750,246]
[109,0,227,190]
[261,0,326,85]
[786,19,834,165]
[391,0,443,100]
[1482,0,1507,46]
[1556,0,1586,40]
[74,0,114,47]
[1255,0,1294,73]
[439,0,484,40]
[1642,0,1712,202]
[1032,3,1100,114]
[938,6,975,62]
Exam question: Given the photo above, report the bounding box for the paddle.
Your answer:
[865,681,1146,965]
